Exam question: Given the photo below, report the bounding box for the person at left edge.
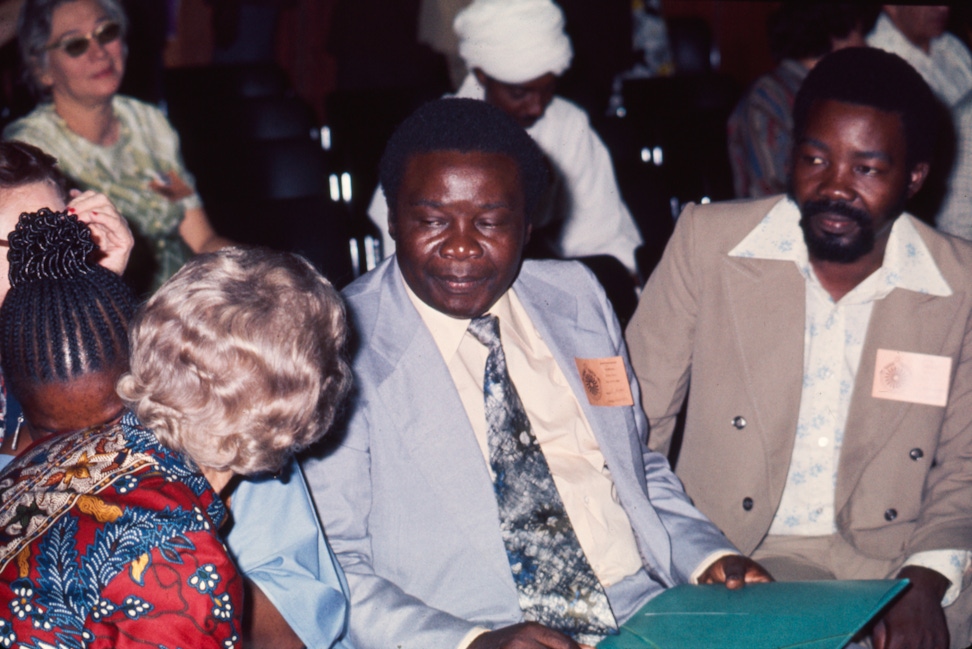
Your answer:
[303,97,770,649]
[0,245,354,647]
[0,217,354,649]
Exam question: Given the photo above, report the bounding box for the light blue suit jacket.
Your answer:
[303,258,735,649]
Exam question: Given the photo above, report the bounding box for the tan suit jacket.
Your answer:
[626,196,972,563]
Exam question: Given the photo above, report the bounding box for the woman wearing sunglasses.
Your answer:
[4,0,233,295]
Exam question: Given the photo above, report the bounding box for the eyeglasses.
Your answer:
[44,21,122,58]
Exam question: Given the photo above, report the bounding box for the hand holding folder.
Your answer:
[597,579,908,649]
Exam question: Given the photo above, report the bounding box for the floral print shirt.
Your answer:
[0,412,241,648]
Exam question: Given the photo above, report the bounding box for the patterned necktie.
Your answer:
[467,314,617,640]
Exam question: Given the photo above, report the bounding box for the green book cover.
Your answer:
[598,579,908,649]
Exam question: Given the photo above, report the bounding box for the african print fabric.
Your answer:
[0,412,241,648]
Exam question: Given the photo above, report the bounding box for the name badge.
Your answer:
[574,356,634,406]
[871,349,952,407]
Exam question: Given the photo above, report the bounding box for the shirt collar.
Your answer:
[401,271,522,362]
[728,196,952,298]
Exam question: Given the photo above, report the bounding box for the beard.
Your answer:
[792,191,907,264]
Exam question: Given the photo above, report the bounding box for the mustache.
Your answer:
[800,199,872,226]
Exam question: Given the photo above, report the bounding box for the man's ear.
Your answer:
[906,162,930,198]
[472,68,488,87]
[387,210,397,242]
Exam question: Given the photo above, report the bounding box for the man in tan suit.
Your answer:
[627,47,972,649]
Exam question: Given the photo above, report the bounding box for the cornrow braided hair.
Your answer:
[0,208,138,389]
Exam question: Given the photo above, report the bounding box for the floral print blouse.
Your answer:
[0,412,241,648]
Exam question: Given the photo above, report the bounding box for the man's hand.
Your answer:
[872,565,949,649]
[697,555,773,590]
[468,622,594,649]
[67,190,133,275]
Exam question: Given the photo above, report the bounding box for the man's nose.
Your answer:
[524,92,546,119]
[818,163,856,202]
[441,223,484,259]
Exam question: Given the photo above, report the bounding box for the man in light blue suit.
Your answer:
[302,98,770,649]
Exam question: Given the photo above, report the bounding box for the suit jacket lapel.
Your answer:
[370,264,509,572]
[836,287,962,511]
[512,262,673,577]
[514,267,646,485]
[722,255,806,507]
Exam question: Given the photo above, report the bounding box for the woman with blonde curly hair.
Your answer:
[0,245,353,648]
[119,245,352,479]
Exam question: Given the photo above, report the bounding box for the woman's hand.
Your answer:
[149,170,195,202]
[67,190,133,275]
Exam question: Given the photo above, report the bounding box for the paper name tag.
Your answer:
[574,356,634,407]
[871,349,952,407]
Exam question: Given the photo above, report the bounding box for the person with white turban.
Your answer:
[367,0,644,277]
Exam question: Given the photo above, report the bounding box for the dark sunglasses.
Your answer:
[45,21,122,58]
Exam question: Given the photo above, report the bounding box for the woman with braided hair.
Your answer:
[0,139,134,442]
[0,207,136,462]
[0,208,243,647]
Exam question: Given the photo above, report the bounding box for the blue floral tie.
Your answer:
[467,314,617,640]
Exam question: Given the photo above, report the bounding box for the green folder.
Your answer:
[598,579,908,649]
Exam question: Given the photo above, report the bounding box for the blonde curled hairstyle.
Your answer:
[117,247,352,475]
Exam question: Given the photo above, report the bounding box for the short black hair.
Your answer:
[0,209,138,393]
[379,98,549,223]
[768,4,878,62]
[793,47,940,169]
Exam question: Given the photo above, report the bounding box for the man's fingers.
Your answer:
[717,556,745,583]
[872,619,887,649]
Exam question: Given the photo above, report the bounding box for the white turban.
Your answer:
[454,0,573,84]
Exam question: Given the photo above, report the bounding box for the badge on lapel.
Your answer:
[871,349,952,407]
[574,357,634,406]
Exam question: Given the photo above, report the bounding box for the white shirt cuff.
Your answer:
[456,626,491,649]
[903,549,972,607]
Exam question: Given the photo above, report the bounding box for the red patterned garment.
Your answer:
[0,412,242,648]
